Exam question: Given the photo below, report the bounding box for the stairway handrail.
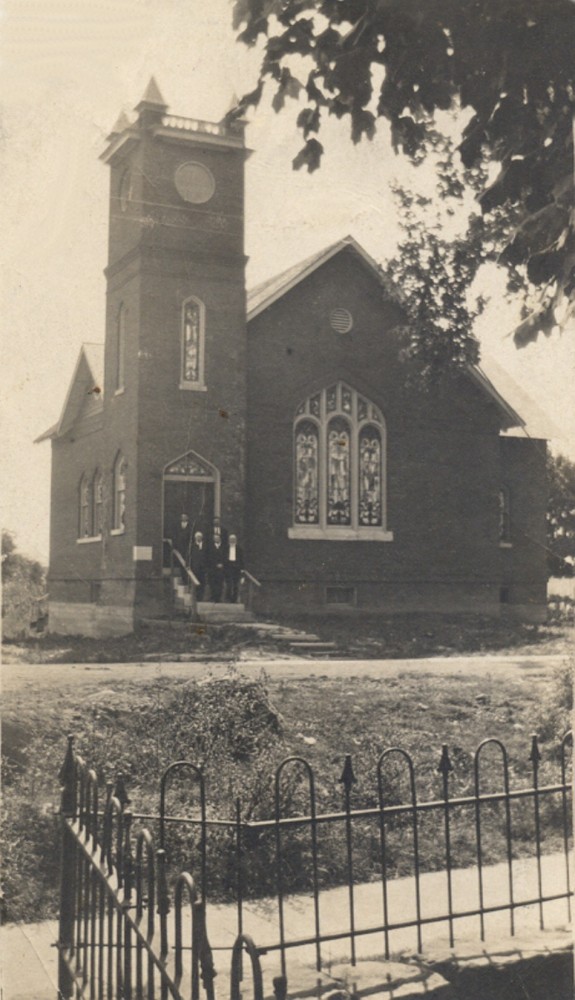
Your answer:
[163,537,200,587]
[173,547,201,588]
[243,569,261,588]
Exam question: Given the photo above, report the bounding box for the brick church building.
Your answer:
[37,81,548,636]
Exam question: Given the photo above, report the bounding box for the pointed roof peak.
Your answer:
[139,76,167,109]
[107,110,131,139]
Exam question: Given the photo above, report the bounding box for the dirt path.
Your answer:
[2,652,567,696]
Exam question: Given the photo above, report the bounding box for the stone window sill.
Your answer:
[77,535,103,544]
[499,541,513,548]
[110,527,126,536]
[114,387,125,397]
[288,526,394,541]
[179,382,207,392]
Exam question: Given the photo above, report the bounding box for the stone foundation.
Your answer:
[48,601,134,638]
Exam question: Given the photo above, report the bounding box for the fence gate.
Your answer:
[57,736,265,1000]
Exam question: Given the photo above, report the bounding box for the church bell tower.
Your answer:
[100,79,249,618]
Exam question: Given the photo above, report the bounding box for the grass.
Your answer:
[2,660,572,924]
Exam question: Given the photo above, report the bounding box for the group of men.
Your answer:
[174,514,244,603]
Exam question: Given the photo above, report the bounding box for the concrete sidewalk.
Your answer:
[1,852,571,999]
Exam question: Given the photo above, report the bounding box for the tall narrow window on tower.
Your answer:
[180,297,206,389]
[115,304,125,393]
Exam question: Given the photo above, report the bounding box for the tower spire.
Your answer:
[135,77,168,127]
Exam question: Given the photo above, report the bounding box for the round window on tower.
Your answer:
[175,162,216,204]
[329,308,353,334]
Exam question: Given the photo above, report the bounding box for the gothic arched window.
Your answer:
[93,470,104,536]
[115,304,125,392]
[290,383,392,541]
[79,475,92,537]
[112,453,127,533]
[180,296,206,389]
[498,486,512,545]
[295,421,319,525]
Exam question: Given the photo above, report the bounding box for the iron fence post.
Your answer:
[529,734,544,930]
[561,732,573,922]
[58,735,77,1000]
[438,744,454,948]
[339,754,357,966]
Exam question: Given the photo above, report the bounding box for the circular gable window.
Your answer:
[175,161,216,204]
[330,308,353,334]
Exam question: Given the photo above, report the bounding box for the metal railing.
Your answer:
[164,537,199,619]
[163,537,262,614]
[57,737,265,1000]
[240,568,261,612]
[58,730,572,996]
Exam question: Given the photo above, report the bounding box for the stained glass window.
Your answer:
[79,476,91,537]
[113,454,127,531]
[498,487,511,542]
[292,384,387,535]
[327,418,351,525]
[295,421,319,524]
[310,393,321,417]
[358,426,382,526]
[92,471,104,535]
[181,298,204,385]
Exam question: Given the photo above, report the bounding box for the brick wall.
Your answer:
[246,250,546,615]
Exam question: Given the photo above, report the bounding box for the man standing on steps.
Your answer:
[190,530,207,601]
[207,518,228,602]
[174,514,192,584]
[224,533,244,603]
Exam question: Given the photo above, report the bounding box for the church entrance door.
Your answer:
[163,452,218,568]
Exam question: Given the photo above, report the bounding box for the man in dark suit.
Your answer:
[224,533,244,603]
[207,518,228,602]
[189,530,207,601]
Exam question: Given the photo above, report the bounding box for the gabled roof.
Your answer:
[247,236,403,321]
[467,363,524,430]
[474,354,561,439]
[247,235,545,434]
[35,343,104,443]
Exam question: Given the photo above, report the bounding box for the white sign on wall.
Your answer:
[133,546,153,561]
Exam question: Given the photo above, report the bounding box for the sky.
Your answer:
[2,0,574,565]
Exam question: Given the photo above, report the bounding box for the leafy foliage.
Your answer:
[1,531,46,640]
[232,0,575,346]
[547,453,575,576]
[384,133,526,376]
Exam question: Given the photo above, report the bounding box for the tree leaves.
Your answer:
[292,137,324,171]
[234,0,575,347]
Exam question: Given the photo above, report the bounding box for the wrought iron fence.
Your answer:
[58,730,573,998]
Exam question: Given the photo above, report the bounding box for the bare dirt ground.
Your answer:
[2,611,574,665]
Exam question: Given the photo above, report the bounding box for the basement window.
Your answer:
[326,586,356,606]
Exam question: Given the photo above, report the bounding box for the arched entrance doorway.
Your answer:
[162,451,219,565]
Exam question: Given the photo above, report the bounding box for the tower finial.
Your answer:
[135,77,168,129]
[137,77,168,111]
[107,110,131,141]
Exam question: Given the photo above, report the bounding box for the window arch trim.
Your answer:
[289,382,393,541]
[180,295,207,391]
